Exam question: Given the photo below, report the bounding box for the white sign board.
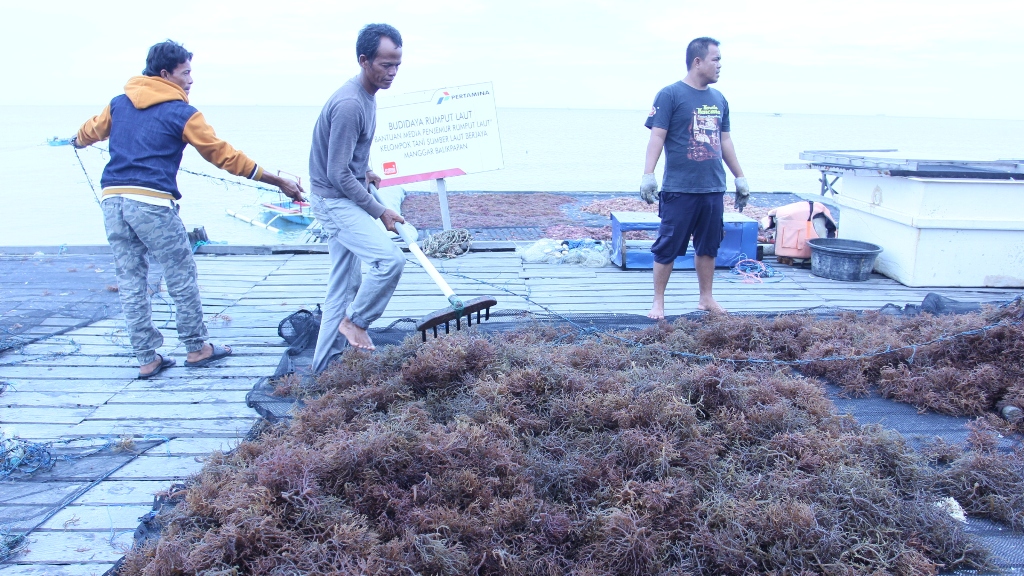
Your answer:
[372,82,503,188]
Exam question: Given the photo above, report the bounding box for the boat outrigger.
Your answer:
[259,199,315,226]
[226,171,315,233]
[226,199,314,233]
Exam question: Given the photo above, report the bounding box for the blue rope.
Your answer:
[718,254,785,283]
[1,436,56,479]
[191,240,227,253]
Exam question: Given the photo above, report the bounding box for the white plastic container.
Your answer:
[834,175,1024,287]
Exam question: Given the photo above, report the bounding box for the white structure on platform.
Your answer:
[789,152,1024,288]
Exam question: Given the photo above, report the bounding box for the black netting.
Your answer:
[110,293,1024,575]
[243,307,326,423]
[245,377,301,423]
[879,292,986,317]
[271,306,322,382]
[278,306,321,348]
[101,483,187,576]
[0,254,122,354]
[826,384,1018,452]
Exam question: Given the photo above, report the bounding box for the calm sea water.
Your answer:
[2,106,1023,246]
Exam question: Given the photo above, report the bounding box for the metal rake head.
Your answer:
[416,296,498,342]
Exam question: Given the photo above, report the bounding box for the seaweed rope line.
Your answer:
[72,145,102,208]
[179,167,280,193]
[0,143,50,152]
[87,143,282,193]
[87,144,299,241]
[432,267,1024,368]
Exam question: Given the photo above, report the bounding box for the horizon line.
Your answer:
[2,104,1023,123]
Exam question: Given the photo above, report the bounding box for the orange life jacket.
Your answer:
[764,201,838,258]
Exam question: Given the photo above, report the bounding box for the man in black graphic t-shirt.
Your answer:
[641,37,750,318]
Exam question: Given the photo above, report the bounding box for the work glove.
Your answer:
[734,177,750,213]
[640,173,658,204]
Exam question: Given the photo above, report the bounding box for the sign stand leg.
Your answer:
[436,177,452,230]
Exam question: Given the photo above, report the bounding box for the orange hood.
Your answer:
[123,76,189,109]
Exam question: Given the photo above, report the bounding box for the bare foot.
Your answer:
[648,300,666,320]
[338,317,375,350]
[697,297,727,314]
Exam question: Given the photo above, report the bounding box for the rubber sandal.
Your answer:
[184,343,233,368]
[138,355,175,380]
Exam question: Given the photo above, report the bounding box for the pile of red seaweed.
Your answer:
[402,193,573,229]
[668,304,1024,426]
[118,303,1024,575]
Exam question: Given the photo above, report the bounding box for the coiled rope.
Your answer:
[421,229,473,258]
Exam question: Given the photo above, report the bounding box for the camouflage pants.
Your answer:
[101,197,208,365]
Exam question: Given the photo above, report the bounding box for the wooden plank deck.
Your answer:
[1,249,1019,574]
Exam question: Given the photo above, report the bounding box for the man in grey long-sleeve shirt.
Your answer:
[309,23,406,369]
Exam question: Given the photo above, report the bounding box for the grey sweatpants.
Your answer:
[310,194,405,373]
[101,197,208,365]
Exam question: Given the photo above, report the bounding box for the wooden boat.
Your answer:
[225,172,314,233]
[225,199,315,234]
[259,199,314,226]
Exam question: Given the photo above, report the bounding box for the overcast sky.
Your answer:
[5,0,1020,119]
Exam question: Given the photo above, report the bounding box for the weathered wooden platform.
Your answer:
[1,250,1019,574]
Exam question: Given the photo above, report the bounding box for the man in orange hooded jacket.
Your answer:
[74,40,303,379]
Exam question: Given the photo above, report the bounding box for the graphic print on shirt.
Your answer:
[688,104,722,162]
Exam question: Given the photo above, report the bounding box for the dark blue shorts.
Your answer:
[650,192,724,264]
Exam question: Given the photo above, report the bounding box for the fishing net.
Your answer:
[1,434,56,479]
[516,238,611,267]
[0,253,122,357]
[244,307,324,423]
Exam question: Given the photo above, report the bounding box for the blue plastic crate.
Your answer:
[609,211,758,270]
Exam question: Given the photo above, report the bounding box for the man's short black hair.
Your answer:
[143,40,193,76]
[685,37,720,70]
[356,24,403,62]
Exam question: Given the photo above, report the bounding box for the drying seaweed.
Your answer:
[115,304,1024,575]
[541,225,654,242]
[579,196,772,221]
[670,303,1024,427]
[402,193,573,229]
[580,197,658,217]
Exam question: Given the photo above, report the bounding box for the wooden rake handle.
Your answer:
[369,183,465,311]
